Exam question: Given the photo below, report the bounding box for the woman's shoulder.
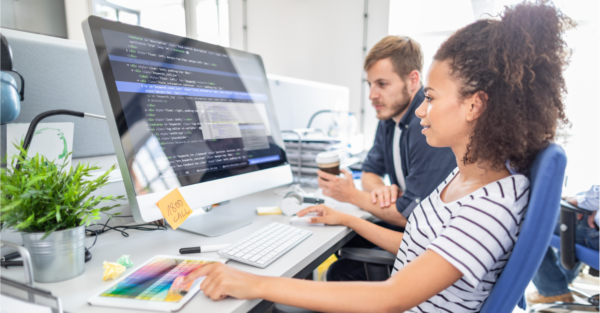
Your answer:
[435,167,460,190]
[470,174,530,213]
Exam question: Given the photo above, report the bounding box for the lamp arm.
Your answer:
[16,110,106,170]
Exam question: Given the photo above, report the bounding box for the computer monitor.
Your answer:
[82,16,293,236]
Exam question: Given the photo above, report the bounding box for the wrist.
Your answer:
[253,275,271,298]
[340,213,358,227]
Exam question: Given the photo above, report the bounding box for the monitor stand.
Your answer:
[177,213,252,237]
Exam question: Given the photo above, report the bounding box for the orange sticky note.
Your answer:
[156,188,193,230]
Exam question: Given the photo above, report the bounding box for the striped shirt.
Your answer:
[392,168,530,312]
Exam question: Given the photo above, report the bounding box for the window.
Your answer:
[91,0,229,46]
[92,0,140,26]
[92,0,186,37]
[188,0,230,46]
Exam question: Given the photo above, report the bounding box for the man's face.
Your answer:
[366,58,411,121]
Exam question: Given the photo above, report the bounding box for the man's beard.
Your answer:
[375,84,411,121]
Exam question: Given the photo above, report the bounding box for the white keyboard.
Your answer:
[218,222,312,268]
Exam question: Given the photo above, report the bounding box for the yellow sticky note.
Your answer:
[103,261,126,280]
[156,188,193,230]
[257,206,282,215]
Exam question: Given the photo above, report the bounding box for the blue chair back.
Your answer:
[480,143,567,312]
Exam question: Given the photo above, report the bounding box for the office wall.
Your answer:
[1,0,68,38]
[228,0,390,149]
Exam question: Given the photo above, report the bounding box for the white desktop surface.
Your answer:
[1,186,370,313]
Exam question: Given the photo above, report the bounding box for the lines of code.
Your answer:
[101,28,282,184]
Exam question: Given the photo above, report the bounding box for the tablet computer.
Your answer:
[88,255,226,312]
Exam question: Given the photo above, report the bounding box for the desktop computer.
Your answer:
[82,16,293,237]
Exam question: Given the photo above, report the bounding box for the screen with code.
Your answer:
[99,28,286,196]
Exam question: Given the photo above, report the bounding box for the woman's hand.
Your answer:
[180,263,263,301]
[296,204,353,226]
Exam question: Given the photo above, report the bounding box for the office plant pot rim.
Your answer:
[20,224,83,234]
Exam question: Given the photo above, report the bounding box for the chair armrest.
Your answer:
[339,248,396,265]
[558,205,578,270]
[560,199,593,215]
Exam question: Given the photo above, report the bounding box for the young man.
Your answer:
[317,36,456,281]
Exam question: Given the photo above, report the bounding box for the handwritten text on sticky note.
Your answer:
[156,188,193,230]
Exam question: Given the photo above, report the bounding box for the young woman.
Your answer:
[179,2,573,312]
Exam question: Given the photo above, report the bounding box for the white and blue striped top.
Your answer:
[392,168,530,312]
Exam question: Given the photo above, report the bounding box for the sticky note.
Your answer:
[257,206,282,215]
[103,261,126,280]
[117,255,134,268]
[156,188,193,230]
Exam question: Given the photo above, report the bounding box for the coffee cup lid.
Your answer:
[316,151,340,164]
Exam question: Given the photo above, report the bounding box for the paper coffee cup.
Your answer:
[316,151,340,176]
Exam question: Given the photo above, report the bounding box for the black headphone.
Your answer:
[1,34,25,101]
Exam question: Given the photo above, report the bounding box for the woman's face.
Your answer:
[415,60,479,149]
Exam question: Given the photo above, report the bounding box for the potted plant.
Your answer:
[1,146,124,283]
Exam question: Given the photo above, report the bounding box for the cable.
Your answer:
[1,216,166,268]
[85,215,167,242]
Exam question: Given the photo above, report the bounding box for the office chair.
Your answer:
[528,201,599,312]
[274,143,566,313]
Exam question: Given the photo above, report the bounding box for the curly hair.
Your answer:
[434,0,575,173]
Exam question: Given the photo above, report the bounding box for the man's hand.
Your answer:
[317,169,357,203]
[370,185,403,208]
[564,196,596,229]
[181,263,262,301]
[297,204,353,226]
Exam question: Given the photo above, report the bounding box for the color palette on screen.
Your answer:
[100,258,212,302]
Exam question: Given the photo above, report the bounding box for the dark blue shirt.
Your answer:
[362,87,457,217]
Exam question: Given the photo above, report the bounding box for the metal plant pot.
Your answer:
[21,225,85,283]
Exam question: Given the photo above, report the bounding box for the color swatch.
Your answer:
[100,258,212,302]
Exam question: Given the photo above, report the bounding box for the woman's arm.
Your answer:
[316,170,407,227]
[348,188,408,227]
[183,250,463,313]
[297,204,403,254]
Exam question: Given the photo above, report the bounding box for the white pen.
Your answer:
[179,244,231,254]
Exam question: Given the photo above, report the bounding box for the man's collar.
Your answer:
[398,86,425,129]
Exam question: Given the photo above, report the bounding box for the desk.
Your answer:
[2,186,370,313]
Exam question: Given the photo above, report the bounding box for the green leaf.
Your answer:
[2,185,19,192]
[55,205,61,222]
[24,175,49,187]
[0,200,22,212]
[15,214,35,230]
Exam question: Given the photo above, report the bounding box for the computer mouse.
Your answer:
[290,213,324,226]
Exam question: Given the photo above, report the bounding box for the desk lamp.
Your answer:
[15,110,106,170]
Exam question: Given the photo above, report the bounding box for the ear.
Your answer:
[406,70,421,92]
[465,91,487,122]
